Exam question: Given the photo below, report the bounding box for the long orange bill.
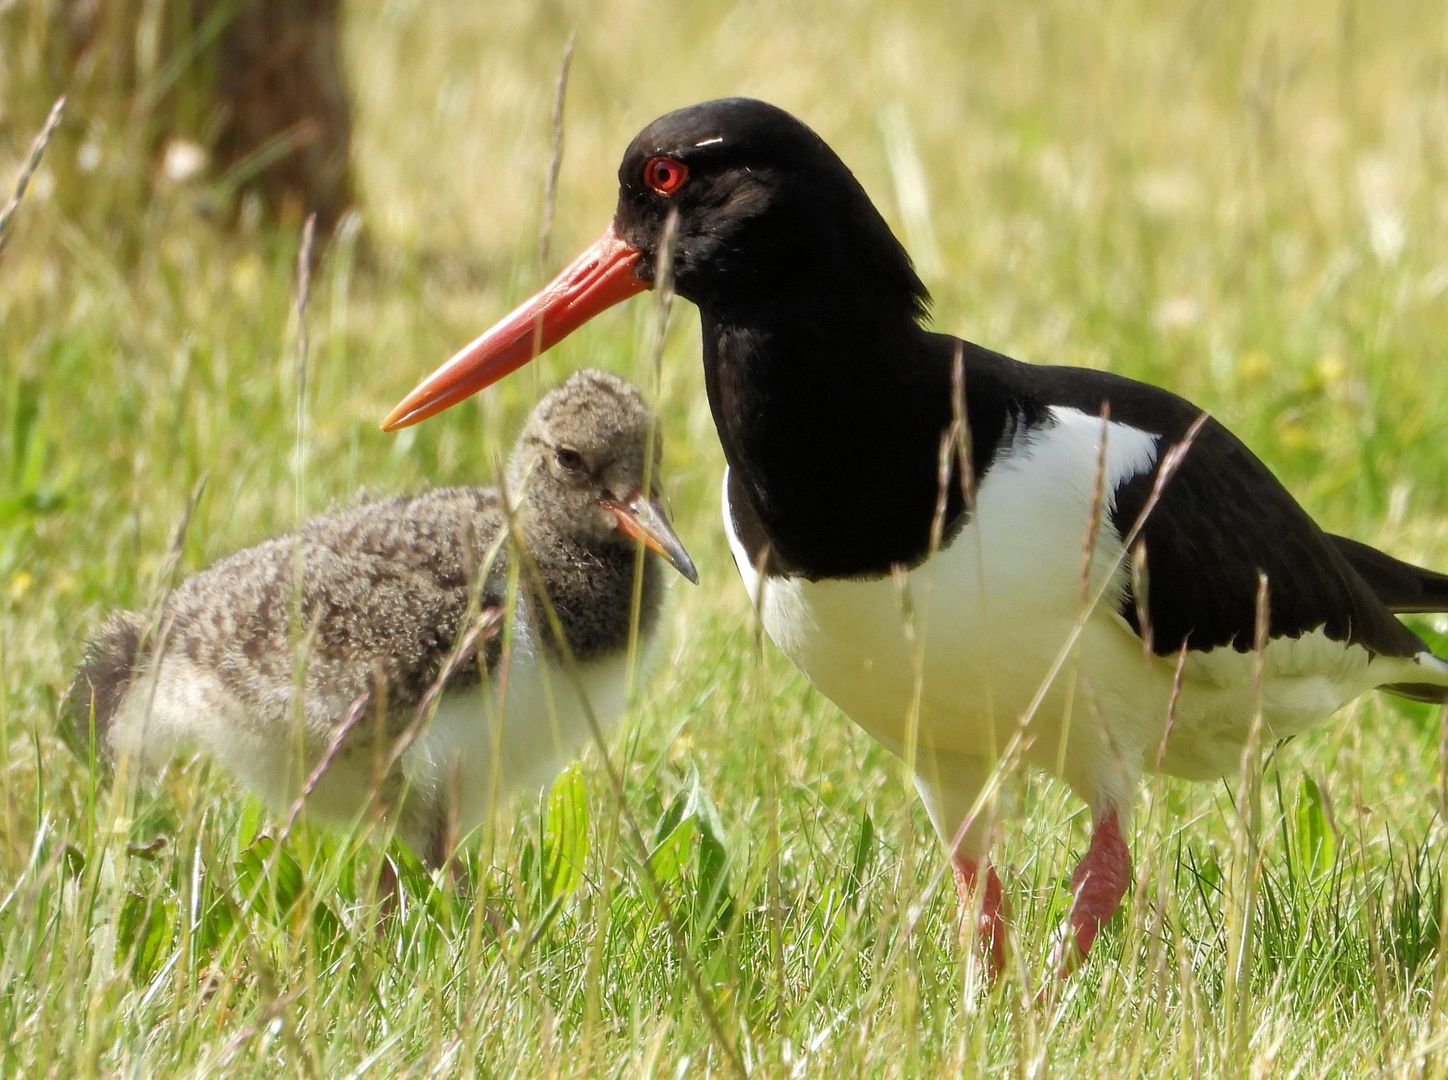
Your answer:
[602,492,698,584]
[382,225,648,431]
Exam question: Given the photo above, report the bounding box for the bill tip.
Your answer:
[380,404,418,431]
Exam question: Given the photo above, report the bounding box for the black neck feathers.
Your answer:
[705,303,1037,581]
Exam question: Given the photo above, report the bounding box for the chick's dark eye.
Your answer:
[555,447,584,472]
[644,155,688,196]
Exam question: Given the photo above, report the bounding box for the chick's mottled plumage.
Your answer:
[67,371,690,865]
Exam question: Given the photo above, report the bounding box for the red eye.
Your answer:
[644,155,688,196]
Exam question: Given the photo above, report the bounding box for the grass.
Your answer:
[5,0,1448,1075]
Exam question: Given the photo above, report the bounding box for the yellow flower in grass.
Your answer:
[1316,353,1346,386]
[1275,413,1314,451]
[1237,349,1271,384]
[5,570,33,603]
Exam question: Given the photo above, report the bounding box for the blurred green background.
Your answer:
[5,1,1448,1076]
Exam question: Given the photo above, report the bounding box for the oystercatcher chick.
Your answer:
[67,371,696,869]
[382,98,1448,975]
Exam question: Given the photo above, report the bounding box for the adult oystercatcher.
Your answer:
[382,98,1448,972]
[69,371,696,869]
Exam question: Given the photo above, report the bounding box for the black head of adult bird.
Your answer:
[383,98,1448,976]
[68,370,696,870]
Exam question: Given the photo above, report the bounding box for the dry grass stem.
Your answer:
[0,96,65,262]
[539,33,576,271]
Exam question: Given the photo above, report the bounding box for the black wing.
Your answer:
[1111,416,1425,658]
[1001,358,1428,660]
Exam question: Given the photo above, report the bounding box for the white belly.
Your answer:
[401,620,639,838]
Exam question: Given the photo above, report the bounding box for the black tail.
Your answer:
[1329,535,1448,704]
[1328,534,1448,614]
[63,612,144,764]
[1379,681,1448,704]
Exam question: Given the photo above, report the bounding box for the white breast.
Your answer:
[401,610,641,838]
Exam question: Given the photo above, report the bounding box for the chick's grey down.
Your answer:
[67,370,694,866]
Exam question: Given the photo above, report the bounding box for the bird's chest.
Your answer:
[404,608,640,831]
[724,409,1163,754]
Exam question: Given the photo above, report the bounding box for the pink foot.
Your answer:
[1056,808,1131,977]
[953,855,1007,979]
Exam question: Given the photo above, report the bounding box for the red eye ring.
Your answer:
[644,155,688,196]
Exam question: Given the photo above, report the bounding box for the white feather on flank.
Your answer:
[724,405,1448,855]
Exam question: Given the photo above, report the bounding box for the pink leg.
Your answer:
[1058,808,1131,976]
[953,854,1007,979]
